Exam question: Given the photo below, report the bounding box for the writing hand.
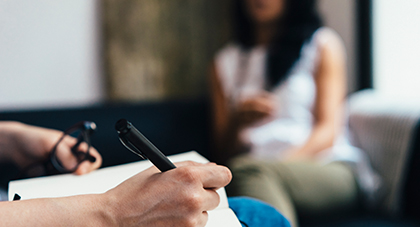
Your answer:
[104,161,232,227]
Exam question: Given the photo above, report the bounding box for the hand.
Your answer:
[282,147,313,163]
[0,121,102,175]
[236,92,277,126]
[104,161,232,227]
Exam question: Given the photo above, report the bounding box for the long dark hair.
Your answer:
[233,0,323,89]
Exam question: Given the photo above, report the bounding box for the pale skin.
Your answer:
[0,122,232,227]
[210,0,347,162]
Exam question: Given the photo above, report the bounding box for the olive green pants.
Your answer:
[226,156,360,227]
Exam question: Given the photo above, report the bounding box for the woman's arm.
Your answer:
[209,63,277,163]
[286,31,347,160]
[209,62,242,163]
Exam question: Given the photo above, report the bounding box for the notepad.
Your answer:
[8,151,241,227]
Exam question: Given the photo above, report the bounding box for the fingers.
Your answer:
[239,95,277,116]
[175,161,204,168]
[174,161,217,168]
[74,147,102,175]
[197,211,209,227]
[197,165,232,189]
[249,97,276,114]
[54,137,79,169]
[173,162,231,190]
[200,189,221,211]
[174,163,232,188]
[56,135,102,175]
[170,165,227,219]
[171,162,231,206]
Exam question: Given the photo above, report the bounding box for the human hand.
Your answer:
[236,92,277,126]
[0,121,102,175]
[282,147,313,163]
[104,161,232,227]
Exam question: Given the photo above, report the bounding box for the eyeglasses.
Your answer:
[18,121,97,178]
[49,121,97,173]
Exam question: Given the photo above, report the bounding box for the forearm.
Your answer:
[209,62,249,164]
[0,121,24,162]
[296,122,336,158]
[213,112,247,164]
[0,194,114,227]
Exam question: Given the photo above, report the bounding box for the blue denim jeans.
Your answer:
[229,197,291,227]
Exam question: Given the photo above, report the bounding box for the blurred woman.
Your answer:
[209,0,381,226]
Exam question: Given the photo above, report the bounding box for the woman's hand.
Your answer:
[236,92,277,126]
[0,121,102,175]
[282,147,313,162]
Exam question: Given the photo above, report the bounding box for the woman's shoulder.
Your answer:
[312,27,345,50]
[213,43,242,84]
[213,42,242,74]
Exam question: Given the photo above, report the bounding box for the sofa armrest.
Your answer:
[348,90,420,215]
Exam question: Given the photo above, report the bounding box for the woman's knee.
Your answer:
[228,156,277,175]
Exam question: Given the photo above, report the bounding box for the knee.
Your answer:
[226,158,281,196]
[228,156,273,176]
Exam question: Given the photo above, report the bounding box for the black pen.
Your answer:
[115,119,176,172]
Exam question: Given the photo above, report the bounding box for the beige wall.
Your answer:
[318,0,357,93]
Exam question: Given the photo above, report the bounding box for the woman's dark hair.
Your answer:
[233,0,323,89]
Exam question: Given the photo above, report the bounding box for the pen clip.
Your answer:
[118,136,146,160]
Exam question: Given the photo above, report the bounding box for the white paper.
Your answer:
[8,151,241,227]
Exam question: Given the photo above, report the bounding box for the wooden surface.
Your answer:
[103,0,231,101]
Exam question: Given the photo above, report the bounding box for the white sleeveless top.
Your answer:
[215,28,383,205]
[215,27,335,159]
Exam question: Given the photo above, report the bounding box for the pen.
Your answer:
[115,119,176,172]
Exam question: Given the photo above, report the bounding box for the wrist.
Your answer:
[62,194,118,227]
[93,193,119,227]
[229,111,246,130]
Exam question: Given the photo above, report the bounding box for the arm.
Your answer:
[0,121,102,175]
[0,162,232,227]
[209,62,240,163]
[209,63,276,163]
[287,32,347,160]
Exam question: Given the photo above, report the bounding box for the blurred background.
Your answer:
[0,1,419,225]
[3,0,416,110]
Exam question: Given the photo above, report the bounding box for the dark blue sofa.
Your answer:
[0,99,212,168]
[0,98,419,227]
